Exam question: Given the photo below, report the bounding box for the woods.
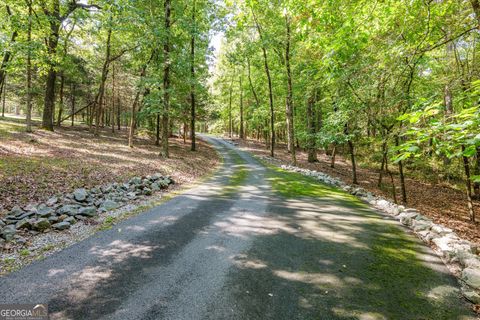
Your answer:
[211,0,480,224]
[0,0,217,154]
[1,0,480,232]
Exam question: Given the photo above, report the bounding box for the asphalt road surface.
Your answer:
[0,136,476,319]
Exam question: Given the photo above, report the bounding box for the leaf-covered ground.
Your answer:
[235,138,480,246]
[0,116,219,215]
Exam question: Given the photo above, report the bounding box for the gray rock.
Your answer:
[130,177,142,185]
[151,182,161,191]
[37,204,54,218]
[48,216,59,223]
[16,211,35,220]
[73,188,88,202]
[430,225,453,236]
[398,212,418,226]
[462,288,480,304]
[52,222,71,230]
[100,199,120,211]
[151,173,163,181]
[127,192,137,199]
[64,216,76,225]
[1,225,16,241]
[16,219,32,230]
[32,218,51,231]
[10,206,25,217]
[4,216,20,225]
[462,267,480,289]
[143,188,152,196]
[15,236,27,245]
[412,220,432,232]
[0,220,6,228]
[78,206,97,217]
[57,204,80,216]
[46,196,59,206]
[74,215,88,221]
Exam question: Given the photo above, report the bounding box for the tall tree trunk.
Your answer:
[239,75,244,139]
[128,91,141,148]
[128,51,154,147]
[252,8,275,157]
[395,135,407,204]
[56,73,65,126]
[1,77,5,117]
[94,27,113,136]
[345,124,358,184]
[0,6,17,102]
[247,56,260,107]
[462,145,476,222]
[42,1,62,131]
[474,148,480,198]
[330,145,336,168]
[161,0,171,158]
[71,84,75,126]
[228,75,233,138]
[306,93,318,163]
[285,14,295,164]
[26,2,33,132]
[155,114,160,146]
[190,0,197,151]
[111,62,116,133]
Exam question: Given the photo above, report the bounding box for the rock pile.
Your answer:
[0,173,174,243]
[274,161,480,304]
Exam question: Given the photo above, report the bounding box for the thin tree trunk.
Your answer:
[0,6,17,102]
[306,94,318,162]
[26,2,33,132]
[252,8,275,157]
[161,0,171,158]
[395,135,407,204]
[285,14,295,164]
[155,114,160,146]
[190,0,196,151]
[128,91,141,148]
[94,27,113,136]
[378,140,387,187]
[239,75,244,139]
[330,145,336,168]
[71,84,75,126]
[247,56,260,107]
[348,140,358,185]
[42,1,61,131]
[462,145,476,222]
[117,95,121,130]
[111,63,115,133]
[128,51,154,147]
[228,75,233,138]
[56,73,65,126]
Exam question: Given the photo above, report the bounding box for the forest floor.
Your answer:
[0,115,219,215]
[233,138,480,246]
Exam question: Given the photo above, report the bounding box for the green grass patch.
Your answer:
[0,119,25,137]
[221,151,249,196]
[264,163,365,206]
[19,249,30,257]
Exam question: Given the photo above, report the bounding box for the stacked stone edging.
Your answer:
[0,173,174,244]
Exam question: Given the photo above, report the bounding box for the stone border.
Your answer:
[256,155,480,304]
[0,174,174,245]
